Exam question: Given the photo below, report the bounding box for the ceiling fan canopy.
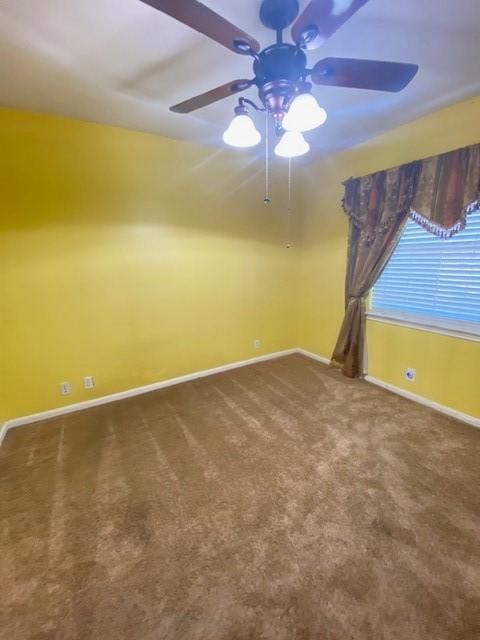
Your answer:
[139,0,418,149]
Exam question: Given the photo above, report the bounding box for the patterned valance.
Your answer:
[343,142,480,238]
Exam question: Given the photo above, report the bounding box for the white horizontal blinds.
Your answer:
[372,209,480,324]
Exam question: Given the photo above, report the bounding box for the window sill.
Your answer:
[366,311,480,343]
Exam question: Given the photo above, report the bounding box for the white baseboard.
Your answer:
[296,348,331,366]
[1,349,297,444]
[298,351,479,429]
[364,375,480,429]
[0,422,8,447]
[2,348,477,446]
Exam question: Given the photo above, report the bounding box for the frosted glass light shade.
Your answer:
[274,131,310,158]
[283,93,327,132]
[222,114,261,148]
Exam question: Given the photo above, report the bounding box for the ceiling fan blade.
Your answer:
[291,0,369,49]
[311,58,419,92]
[139,0,260,54]
[170,79,254,113]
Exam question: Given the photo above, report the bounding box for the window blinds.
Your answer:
[372,209,480,325]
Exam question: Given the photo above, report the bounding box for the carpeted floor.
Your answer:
[1,354,479,639]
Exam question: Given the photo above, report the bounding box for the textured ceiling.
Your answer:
[1,0,479,160]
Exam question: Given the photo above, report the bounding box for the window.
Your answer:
[369,209,480,339]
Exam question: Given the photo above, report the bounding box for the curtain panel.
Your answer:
[331,142,480,379]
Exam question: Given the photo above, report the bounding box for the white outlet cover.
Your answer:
[254,339,261,349]
[83,375,95,389]
[59,381,72,396]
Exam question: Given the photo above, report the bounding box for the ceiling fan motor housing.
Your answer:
[259,0,300,31]
[254,44,307,129]
[155,0,419,128]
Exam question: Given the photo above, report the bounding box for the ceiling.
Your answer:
[1,0,479,160]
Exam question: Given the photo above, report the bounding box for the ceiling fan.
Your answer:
[139,0,418,157]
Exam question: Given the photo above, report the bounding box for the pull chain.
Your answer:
[286,158,293,248]
[264,111,271,204]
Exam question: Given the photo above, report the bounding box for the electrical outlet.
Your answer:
[405,368,416,382]
[59,381,72,396]
[83,375,95,390]
[254,339,262,349]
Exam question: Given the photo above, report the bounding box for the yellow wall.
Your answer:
[297,96,480,418]
[0,109,296,421]
[2,98,479,424]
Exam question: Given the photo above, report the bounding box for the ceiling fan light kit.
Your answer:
[274,131,310,158]
[283,88,328,133]
[140,0,419,160]
[222,80,327,157]
[222,105,262,148]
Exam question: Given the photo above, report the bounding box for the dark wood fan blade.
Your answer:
[139,0,260,54]
[291,0,369,48]
[170,79,253,113]
[311,58,418,92]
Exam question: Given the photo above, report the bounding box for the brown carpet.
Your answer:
[1,354,479,639]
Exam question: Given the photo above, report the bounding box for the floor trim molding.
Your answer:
[0,422,8,447]
[296,348,331,366]
[1,349,297,444]
[297,350,479,429]
[364,375,480,429]
[2,348,478,445]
